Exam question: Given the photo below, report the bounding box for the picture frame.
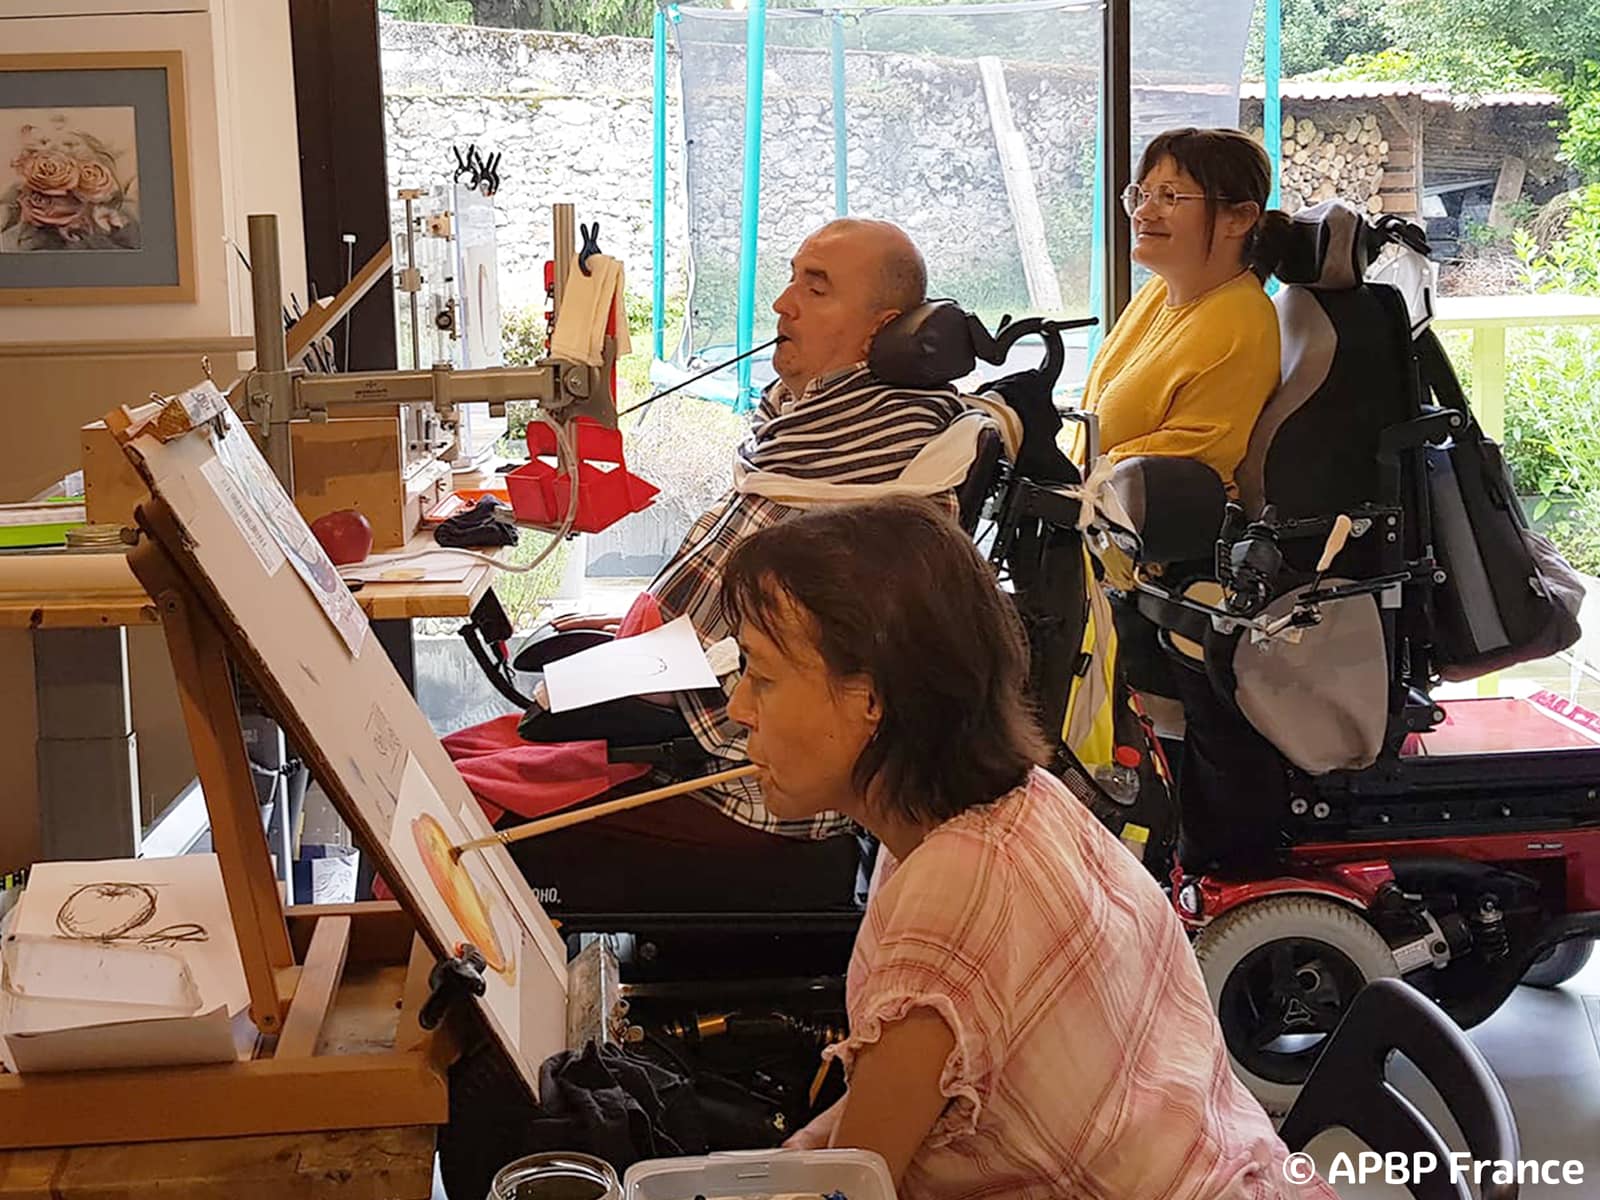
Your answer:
[0,51,194,306]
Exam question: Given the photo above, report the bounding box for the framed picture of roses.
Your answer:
[0,51,194,306]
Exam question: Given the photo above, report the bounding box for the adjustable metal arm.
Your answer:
[240,204,611,491]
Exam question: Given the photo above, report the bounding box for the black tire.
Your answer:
[1194,895,1397,1114]
[1522,938,1595,989]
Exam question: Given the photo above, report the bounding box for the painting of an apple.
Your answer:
[411,812,512,978]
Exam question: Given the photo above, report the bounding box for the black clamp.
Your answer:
[450,145,503,197]
[578,221,603,276]
[419,943,488,1031]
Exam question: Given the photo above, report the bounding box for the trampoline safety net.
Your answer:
[664,0,1258,405]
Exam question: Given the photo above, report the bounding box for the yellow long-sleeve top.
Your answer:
[1082,271,1280,491]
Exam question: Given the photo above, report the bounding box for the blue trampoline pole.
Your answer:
[736,0,769,411]
[1264,0,1282,211]
[831,11,848,217]
[1263,0,1282,295]
[652,3,668,362]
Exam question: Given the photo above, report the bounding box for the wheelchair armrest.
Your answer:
[1105,456,1227,565]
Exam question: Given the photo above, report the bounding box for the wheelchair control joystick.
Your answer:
[1225,507,1283,617]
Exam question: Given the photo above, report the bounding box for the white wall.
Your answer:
[0,0,305,344]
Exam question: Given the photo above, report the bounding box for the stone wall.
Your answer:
[380,19,1100,326]
[382,20,688,315]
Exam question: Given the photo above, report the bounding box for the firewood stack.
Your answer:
[1249,114,1391,214]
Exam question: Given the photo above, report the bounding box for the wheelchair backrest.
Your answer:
[1236,200,1419,526]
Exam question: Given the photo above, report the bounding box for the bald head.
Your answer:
[820,218,927,312]
[771,219,928,396]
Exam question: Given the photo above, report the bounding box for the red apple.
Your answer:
[311,509,373,565]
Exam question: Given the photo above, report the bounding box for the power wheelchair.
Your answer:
[1076,199,1598,1112]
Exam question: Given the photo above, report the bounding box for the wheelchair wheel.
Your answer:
[1195,895,1396,1114]
[1522,938,1595,989]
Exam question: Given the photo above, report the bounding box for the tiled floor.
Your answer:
[1302,950,1600,1198]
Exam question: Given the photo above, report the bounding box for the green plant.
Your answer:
[500,304,548,368]
[1494,185,1600,572]
[491,533,572,630]
[380,0,472,23]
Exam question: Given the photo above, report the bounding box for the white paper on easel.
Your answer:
[543,615,719,713]
[388,755,524,1048]
[200,458,287,577]
[208,408,368,656]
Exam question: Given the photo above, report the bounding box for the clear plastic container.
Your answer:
[623,1148,896,1199]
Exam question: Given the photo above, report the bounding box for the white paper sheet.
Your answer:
[0,856,251,1073]
[199,458,287,577]
[339,550,477,585]
[8,856,249,1017]
[543,614,719,713]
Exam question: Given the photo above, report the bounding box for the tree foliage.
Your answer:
[468,0,653,37]
[1327,0,1600,179]
[381,0,473,23]
[1244,0,1388,80]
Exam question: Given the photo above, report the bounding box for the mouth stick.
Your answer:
[448,763,761,861]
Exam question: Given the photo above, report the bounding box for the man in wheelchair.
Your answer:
[458,217,1018,917]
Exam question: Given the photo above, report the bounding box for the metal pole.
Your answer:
[402,192,421,369]
[1264,0,1282,212]
[735,0,769,411]
[247,214,295,490]
[831,11,848,218]
[553,202,576,323]
[652,3,669,361]
[1100,0,1132,328]
[1087,102,1106,360]
[1263,0,1283,296]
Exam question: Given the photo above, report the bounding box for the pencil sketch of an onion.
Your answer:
[412,813,512,979]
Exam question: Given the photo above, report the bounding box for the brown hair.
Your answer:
[1137,127,1296,279]
[720,496,1049,826]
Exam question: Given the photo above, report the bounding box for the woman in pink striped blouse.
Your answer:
[720,496,1337,1200]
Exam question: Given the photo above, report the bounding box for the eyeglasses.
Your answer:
[1121,182,1214,218]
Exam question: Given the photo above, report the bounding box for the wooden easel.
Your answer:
[0,497,454,1165]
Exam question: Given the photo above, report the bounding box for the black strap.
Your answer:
[1132,587,1211,646]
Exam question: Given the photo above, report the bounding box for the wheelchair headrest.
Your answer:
[1105,455,1227,564]
[868,301,1093,388]
[1274,200,1432,292]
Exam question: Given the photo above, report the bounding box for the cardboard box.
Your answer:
[82,416,415,551]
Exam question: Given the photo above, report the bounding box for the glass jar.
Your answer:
[486,1152,623,1200]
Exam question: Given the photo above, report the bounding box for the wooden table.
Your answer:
[0,531,501,864]
[0,528,500,629]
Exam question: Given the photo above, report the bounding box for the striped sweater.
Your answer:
[645,362,974,838]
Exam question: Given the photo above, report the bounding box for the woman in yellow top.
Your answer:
[1088,129,1296,872]
[1085,126,1292,491]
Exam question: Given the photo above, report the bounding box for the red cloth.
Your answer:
[615,591,664,639]
[441,715,650,825]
